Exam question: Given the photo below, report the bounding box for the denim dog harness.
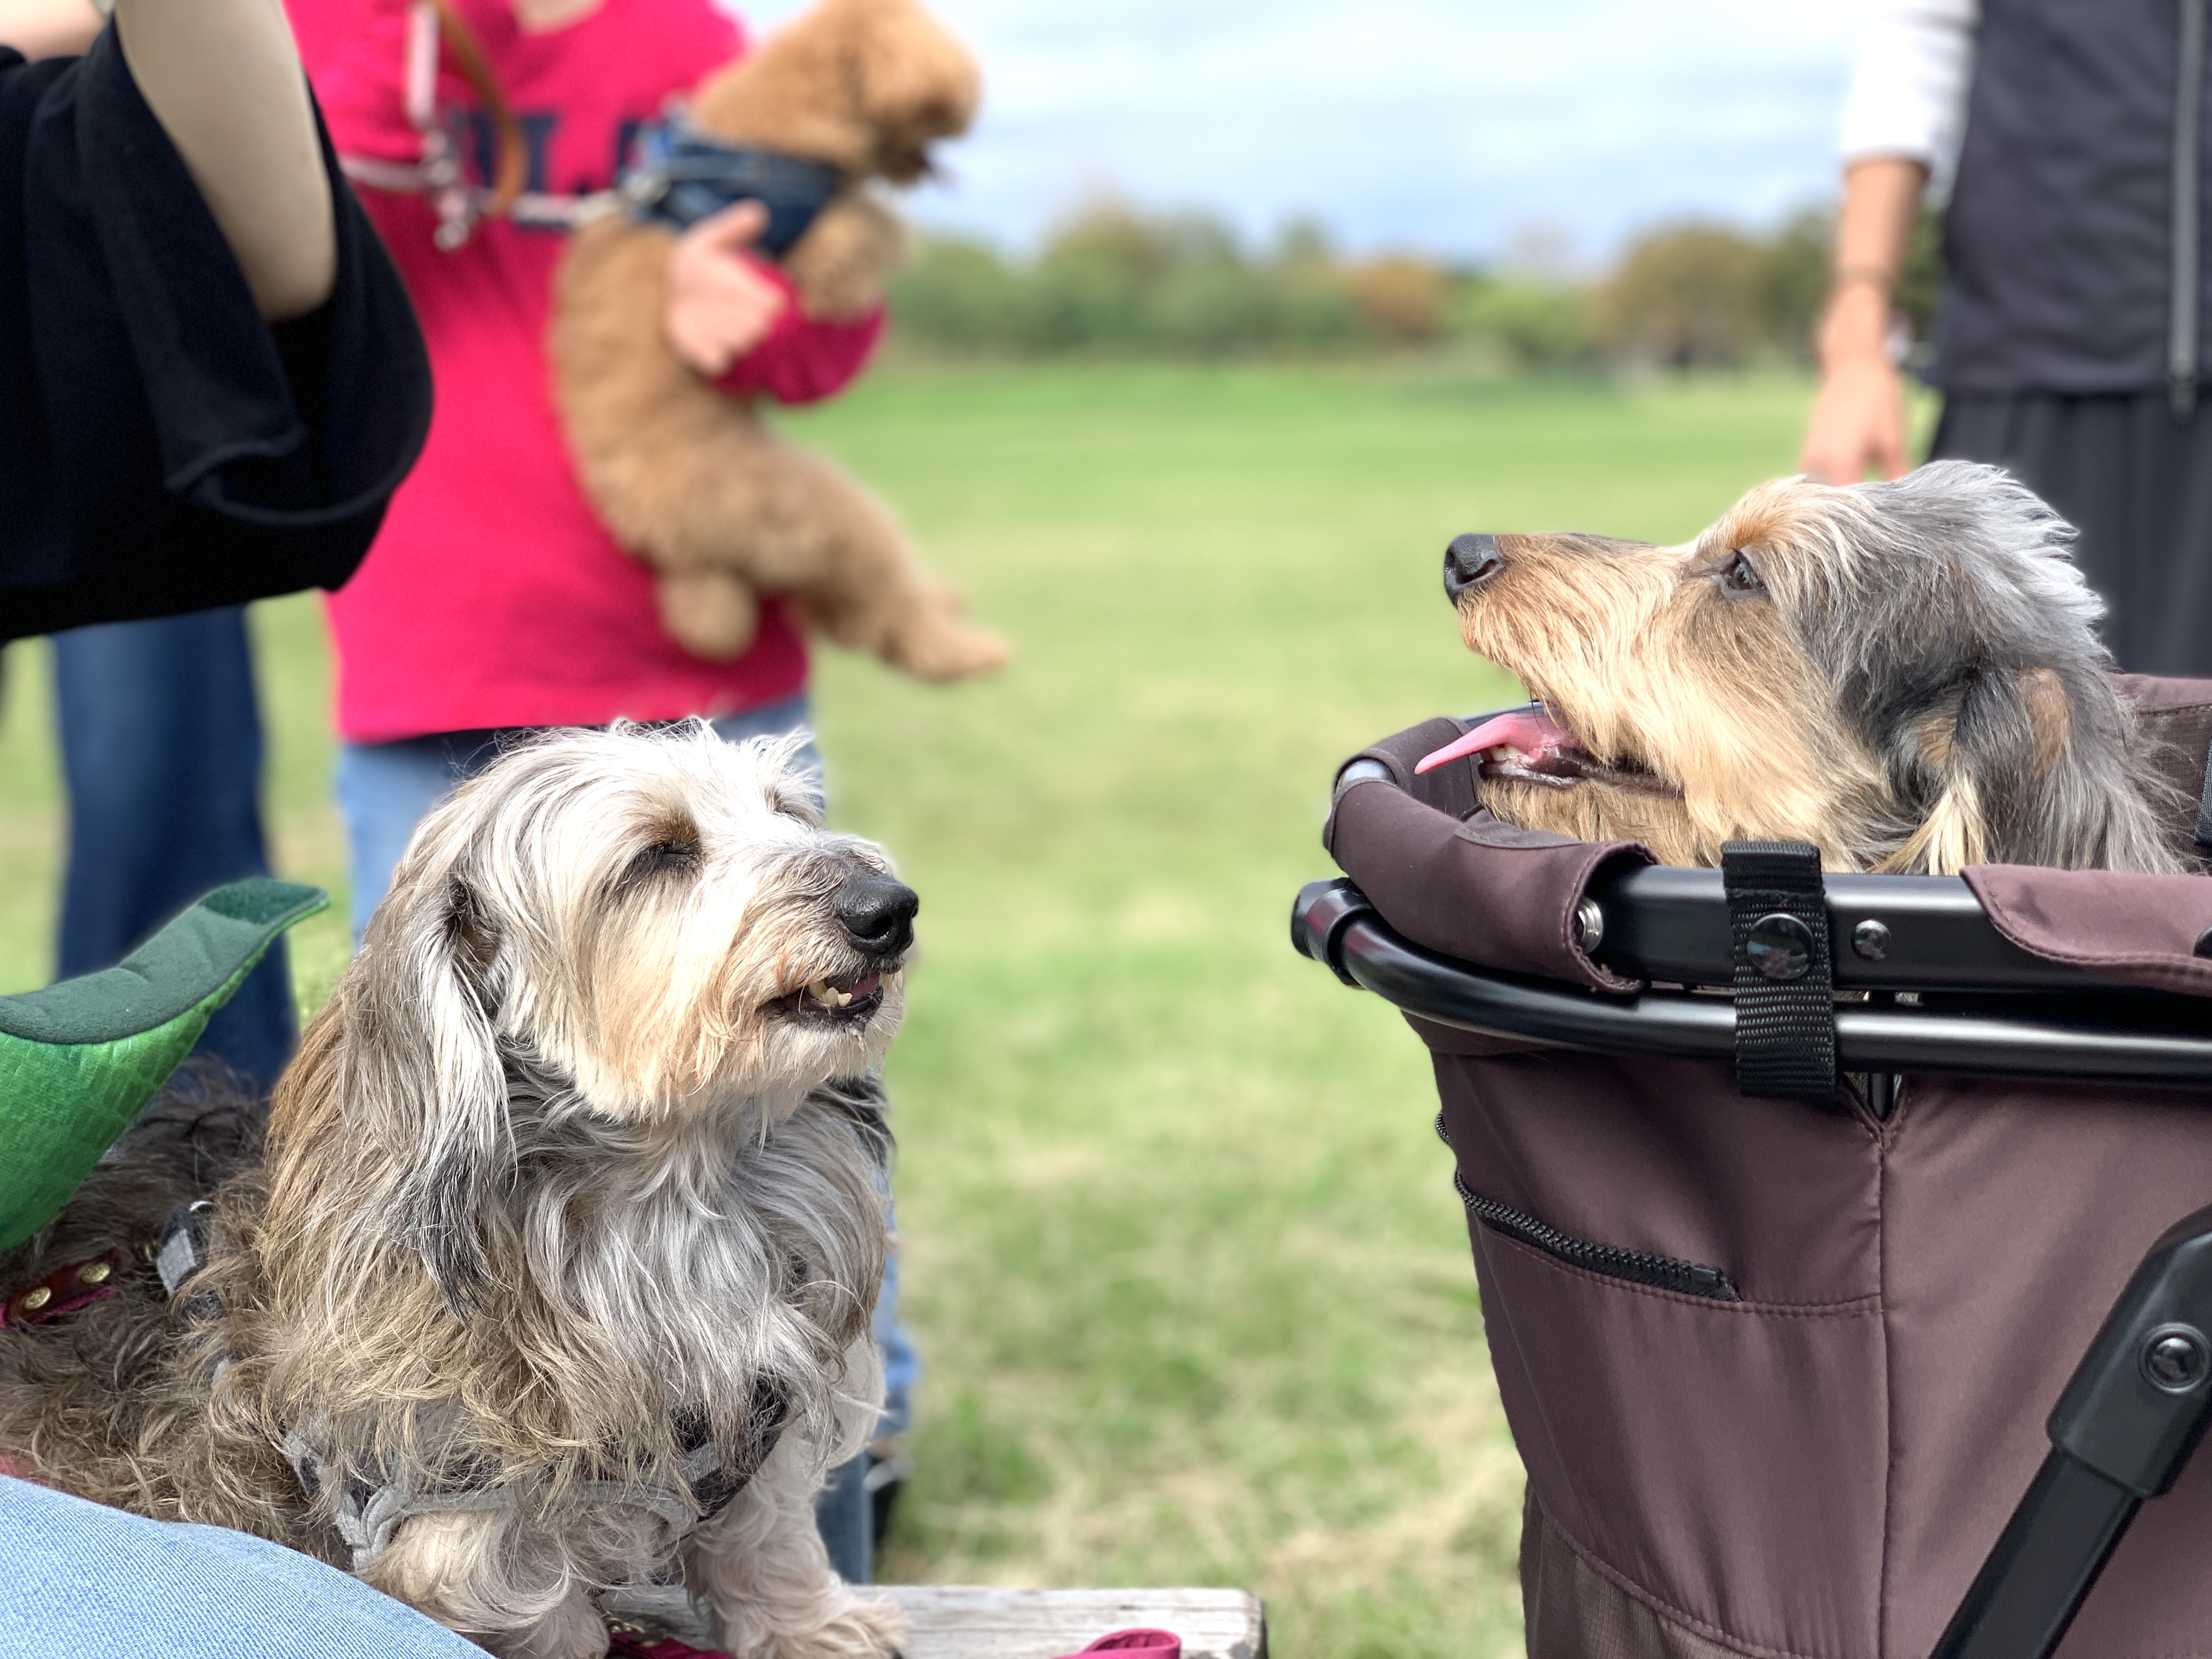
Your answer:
[333,0,845,251]
[618,114,846,253]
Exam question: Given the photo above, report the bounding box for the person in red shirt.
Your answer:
[289,0,898,1580]
[290,0,881,933]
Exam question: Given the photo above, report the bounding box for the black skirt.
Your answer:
[1931,391,2212,676]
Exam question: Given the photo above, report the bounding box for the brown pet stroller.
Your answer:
[1292,677,2212,1659]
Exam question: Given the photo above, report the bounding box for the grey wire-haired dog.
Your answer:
[1421,461,2186,873]
[0,724,912,1659]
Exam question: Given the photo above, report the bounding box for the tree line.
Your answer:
[886,198,1944,369]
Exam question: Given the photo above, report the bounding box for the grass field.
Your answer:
[0,361,1821,1658]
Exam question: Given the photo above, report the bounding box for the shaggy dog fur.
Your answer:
[1432,462,2186,873]
[550,0,1007,681]
[0,725,911,1659]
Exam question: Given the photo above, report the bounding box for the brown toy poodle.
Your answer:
[550,0,1007,680]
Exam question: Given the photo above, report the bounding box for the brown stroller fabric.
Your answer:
[1323,678,2212,1659]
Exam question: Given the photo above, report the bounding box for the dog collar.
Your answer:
[618,115,845,254]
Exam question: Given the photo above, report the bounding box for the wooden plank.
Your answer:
[600,1584,1267,1659]
[861,1586,1266,1659]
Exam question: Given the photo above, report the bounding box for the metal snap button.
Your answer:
[2143,1324,2211,1393]
[1572,897,1605,956]
[1853,919,1891,962]
[1746,913,1815,981]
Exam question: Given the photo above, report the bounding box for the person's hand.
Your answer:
[1802,351,1909,484]
[1799,260,1911,483]
[663,201,789,379]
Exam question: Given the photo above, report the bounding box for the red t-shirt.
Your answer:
[292,0,882,741]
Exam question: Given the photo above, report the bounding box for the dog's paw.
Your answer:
[883,611,1009,682]
[657,569,761,663]
[730,1595,905,1659]
[787,1596,907,1659]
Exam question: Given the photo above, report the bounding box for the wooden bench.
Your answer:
[601,1584,1267,1659]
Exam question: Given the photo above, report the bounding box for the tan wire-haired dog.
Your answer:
[1421,461,2185,873]
[551,0,1007,682]
[0,725,914,1659]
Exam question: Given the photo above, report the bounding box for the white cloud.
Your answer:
[741,0,1872,259]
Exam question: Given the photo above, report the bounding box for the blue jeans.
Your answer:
[335,696,892,1582]
[52,608,296,1089]
[335,697,822,939]
[0,1476,481,1657]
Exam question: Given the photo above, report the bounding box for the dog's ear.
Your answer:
[341,862,510,1321]
[1891,663,2118,874]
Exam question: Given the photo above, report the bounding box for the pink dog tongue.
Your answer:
[1415,708,1576,775]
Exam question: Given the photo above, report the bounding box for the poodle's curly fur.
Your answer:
[551,0,1007,681]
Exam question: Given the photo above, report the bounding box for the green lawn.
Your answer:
[0,360,1819,1658]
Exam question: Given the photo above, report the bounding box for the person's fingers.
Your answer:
[663,206,789,377]
[667,308,737,376]
[686,199,770,255]
[1798,424,1858,486]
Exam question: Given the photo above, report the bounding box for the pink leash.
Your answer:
[1054,1632,1182,1659]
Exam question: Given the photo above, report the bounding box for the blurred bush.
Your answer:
[1449,276,1592,370]
[1593,221,1767,368]
[888,195,1947,371]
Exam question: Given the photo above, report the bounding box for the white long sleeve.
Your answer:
[1839,0,1978,172]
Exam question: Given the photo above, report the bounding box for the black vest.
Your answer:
[1934,0,2207,397]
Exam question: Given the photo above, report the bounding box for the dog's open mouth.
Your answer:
[772,969,887,1024]
[1415,706,1680,798]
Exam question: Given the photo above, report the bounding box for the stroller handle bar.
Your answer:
[1293,879,2212,1089]
[1339,760,2181,995]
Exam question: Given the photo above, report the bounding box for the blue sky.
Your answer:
[744,0,1867,265]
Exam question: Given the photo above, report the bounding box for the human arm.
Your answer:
[665,200,791,377]
[114,0,333,320]
[0,0,336,319]
[0,0,99,59]
[665,199,885,405]
[1802,158,1927,483]
[1799,0,1976,483]
[0,18,429,635]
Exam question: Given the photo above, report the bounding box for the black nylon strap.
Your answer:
[1723,840,1838,1104]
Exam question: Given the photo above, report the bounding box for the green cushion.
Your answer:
[0,878,327,1250]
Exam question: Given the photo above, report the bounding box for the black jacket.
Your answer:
[0,28,430,640]
[1936,0,2205,396]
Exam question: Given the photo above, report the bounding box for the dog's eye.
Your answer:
[626,839,699,881]
[1718,551,1766,595]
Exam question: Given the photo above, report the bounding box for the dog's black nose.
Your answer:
[836,870,918,958]
[1443,533,1504,602]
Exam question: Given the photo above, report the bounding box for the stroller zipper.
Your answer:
[1435,1119,1741,1302]
[1433,1119,1743,1309]
[1451,1173,1743,1302]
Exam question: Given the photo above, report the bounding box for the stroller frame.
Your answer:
[1296,698,2212,1659]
